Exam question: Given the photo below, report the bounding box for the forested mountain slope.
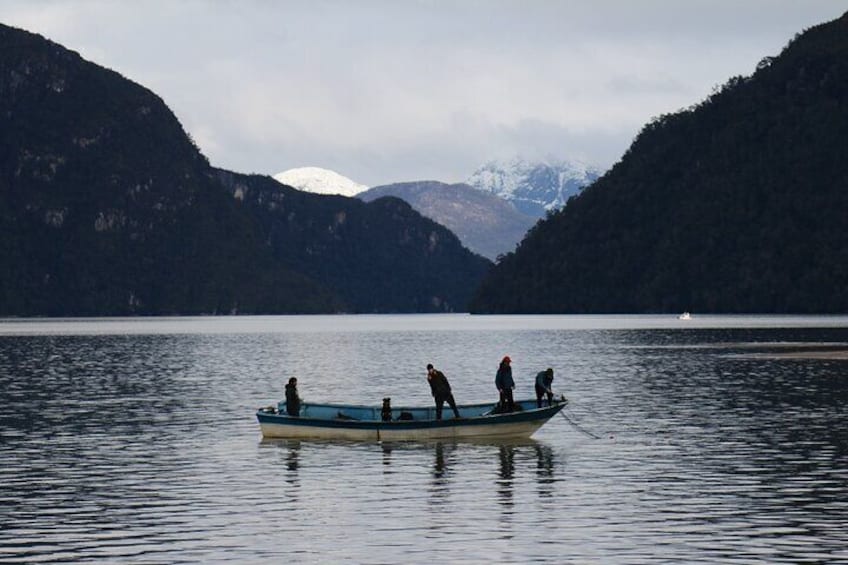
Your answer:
[0,23,489,314]
[471,12,848,314]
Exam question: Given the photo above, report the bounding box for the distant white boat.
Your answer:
[678,312,692,320]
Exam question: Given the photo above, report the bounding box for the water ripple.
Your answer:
[2,320,848,562]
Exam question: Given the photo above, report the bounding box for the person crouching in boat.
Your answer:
[535,368,554,408]
[285,377,301,416]
[426,364,460,420]
[495,356,515,412]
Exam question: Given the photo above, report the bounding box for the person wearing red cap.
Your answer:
[495,356,514,412]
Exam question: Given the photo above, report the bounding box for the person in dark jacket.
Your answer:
[285,377,301,416]
[495,356,515,411]
[426,363,460,420]
[535,368,554,408]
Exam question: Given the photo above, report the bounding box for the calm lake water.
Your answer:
[2,314,848,563]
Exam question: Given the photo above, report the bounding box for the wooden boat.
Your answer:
[256,398,568,441]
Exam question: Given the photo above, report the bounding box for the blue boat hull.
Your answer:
[256,398,567,441]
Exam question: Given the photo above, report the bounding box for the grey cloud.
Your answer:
[2,0,845,186]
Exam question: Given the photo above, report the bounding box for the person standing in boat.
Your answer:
[426,363,460,420]
[495,356,515,412]
[535,368,554,408]
[285,377,301,416]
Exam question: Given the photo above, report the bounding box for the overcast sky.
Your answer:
[2,1,845,186]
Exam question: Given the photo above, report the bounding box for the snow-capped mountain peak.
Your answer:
[466,157,602,218]
[273,167,368,197]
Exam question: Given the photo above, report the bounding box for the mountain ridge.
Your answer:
[359,181,536,260]
[0,23,490,315]
[466,157,601,218]
[471,12,848,314]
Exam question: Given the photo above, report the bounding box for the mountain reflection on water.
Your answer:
[2,315,848,563]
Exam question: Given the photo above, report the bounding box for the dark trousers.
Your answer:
[536,386,553,408]
[286,400,300,416]
[435,393,460,419]
[499,388,514,411]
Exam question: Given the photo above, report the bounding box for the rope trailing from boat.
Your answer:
[559,409,603,439]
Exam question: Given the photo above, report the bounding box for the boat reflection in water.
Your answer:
[260,437,559,506]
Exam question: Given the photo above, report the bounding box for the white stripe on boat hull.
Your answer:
[259,420,545,441]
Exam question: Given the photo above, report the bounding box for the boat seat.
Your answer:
[336,411,358,420]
